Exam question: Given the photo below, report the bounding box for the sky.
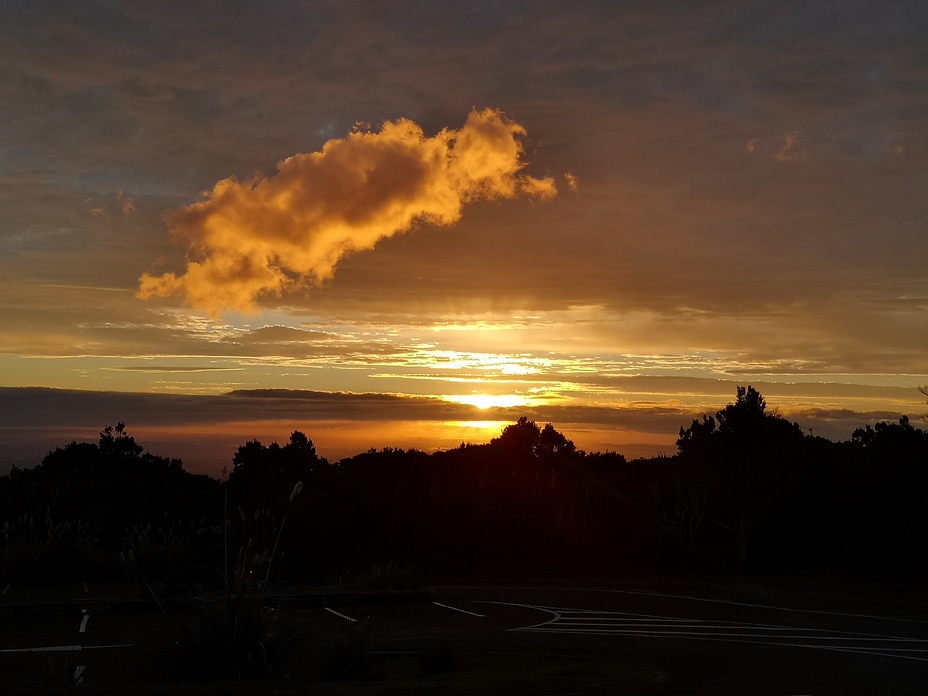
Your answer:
[2,1,927,475]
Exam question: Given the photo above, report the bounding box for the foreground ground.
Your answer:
[2,573,928,695]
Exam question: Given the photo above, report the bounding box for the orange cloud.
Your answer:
[118,191,137,216]
[138,109,557,315]
[774,132,807,162]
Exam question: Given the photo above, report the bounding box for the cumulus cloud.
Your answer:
[138,108,557,315]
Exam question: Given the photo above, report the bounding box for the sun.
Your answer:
[443,393,529,410]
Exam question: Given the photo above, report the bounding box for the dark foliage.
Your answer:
[0,423,220,582]
[3,388,928,582]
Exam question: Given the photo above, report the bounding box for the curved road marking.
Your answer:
[605,588,928,625]
[441,585,928,625]
[484,601,928,662]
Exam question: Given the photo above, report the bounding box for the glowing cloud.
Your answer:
[774,132,807,162]
[138,109,557,315]
[444,393,531,410]
[118,191,137,216]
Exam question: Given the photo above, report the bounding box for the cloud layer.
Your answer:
[0,386,914,475]
[139,109,556,314]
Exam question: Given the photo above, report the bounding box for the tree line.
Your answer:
[2,386,927,584]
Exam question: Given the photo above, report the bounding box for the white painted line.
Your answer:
[2,583,9,595]
[483,600,561,631]
[515,627,928,663]
[517,627,927,642]
[79,613,89,633]
[0,643,136,654]
[600,588,928,626]
[74,665,85,683]
[445,584,928,625]
[325,607,357,622]
[433,601,484,617]
[558,615,694,623]
[1,645,83,653]
[759,641,928,664]
[491,601,919,644]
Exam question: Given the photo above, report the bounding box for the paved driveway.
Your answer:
[3,576,927,694]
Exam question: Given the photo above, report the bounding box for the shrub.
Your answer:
[171,573,298,680]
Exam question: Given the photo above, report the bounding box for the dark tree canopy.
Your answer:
[667,386,805,567]
[4,391,928,583]
[97,422,144,458]
[228,431,326,509]
[491,417,579,462]
[2,424,216,553]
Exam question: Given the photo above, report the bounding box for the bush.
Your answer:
[171,574,298,680]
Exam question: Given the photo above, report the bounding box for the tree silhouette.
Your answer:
[98,422,144,458]
[669,386,804,567]
[5,404,928,582]
[228,431,325,509]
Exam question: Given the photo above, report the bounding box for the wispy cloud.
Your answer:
[117,191,136,216]
[774,131,807,162]
[746,132,808,162]
[139,109,556,315]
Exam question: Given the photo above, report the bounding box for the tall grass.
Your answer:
[121,518,219,594]
[0,514,108,582]
[170,480,305,681]
[173,573,298,680]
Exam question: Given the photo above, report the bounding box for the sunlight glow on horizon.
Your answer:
[442,393,533,410]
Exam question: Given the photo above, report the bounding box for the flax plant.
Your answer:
[176,480,304,680]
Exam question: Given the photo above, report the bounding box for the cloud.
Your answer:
[118,191,137,215]
[3,386,915,474]
[138,108,557,315]
[774,132,807,162]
